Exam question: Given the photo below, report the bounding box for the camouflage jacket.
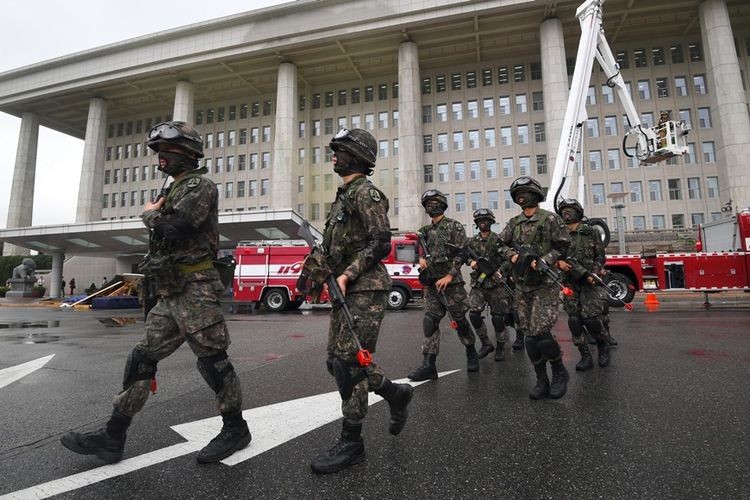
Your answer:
[322,175,391,293]
[498,208,570,291]
[419,216,466,285]
[466,231,505,288]
[141,172,220,294]
[564,222,606,287]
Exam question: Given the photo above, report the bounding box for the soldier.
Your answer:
[408,189,479,381]
[308,128,413,474]
[556,199,610,370]
[498,177,571,399]
[465,208,513,361]
[61,121,251,464]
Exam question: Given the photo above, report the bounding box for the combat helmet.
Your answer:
[557,198,584,223]
[147,121,205,158]
[509,176,546,204]
[329,128,377,167]
[473,208,496,224]
[420,189,448,210]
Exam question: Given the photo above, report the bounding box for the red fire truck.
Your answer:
[233,236,424,311]
[603,212,750,305]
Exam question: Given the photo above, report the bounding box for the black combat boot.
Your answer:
[606,333,618,346]
[494,342,505,361]
[197,410,252,463]
[374,379,414,435]
[596,337,611,367]
[310,421,365,474]
[466,345,479,372]
[529,360,550,399]
[60,410,131,463]
[549,359,570,399]
[575,344,594,371]
[512,332,525,351]
[408,354,438,381]
[476,342,495,359]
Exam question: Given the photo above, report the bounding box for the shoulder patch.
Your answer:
[369,188,381,202]
[186,177,201,189]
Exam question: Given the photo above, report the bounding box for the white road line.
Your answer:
[0,371,460,499]
[0,355,55,390]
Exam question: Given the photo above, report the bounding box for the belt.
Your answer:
[177,260,214,274]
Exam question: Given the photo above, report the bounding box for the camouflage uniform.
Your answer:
[322,176,392,424]
[114,172,242,417]
[562,223,607,346]
[419,216,476,354]
[466,231,513,348]
[498,209,570,338]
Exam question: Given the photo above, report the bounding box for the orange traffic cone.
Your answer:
[644,292,660,305]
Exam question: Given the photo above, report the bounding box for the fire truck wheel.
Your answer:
[263,288,290,312]
[604,272,635,307]
[387,286,409,310]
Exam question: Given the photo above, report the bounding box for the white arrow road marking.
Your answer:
[1,370,459,500]
[0,354,55,390]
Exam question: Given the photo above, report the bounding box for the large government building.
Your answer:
[2,0,749,258]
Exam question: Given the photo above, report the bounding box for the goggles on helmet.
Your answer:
[333,128,372,154]
[148,122,183,141]
[473,208,494,220]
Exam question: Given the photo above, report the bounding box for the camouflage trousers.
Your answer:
[113,279,242,417]
[421,283,474,355]
[515,285,561,338]
[468,286,512,345]
[563,285,607,345]
[328,291,387,424]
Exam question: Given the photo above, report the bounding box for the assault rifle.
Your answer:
[509,241,574,297]
[565,257,634,311]
[416,232,459,329]
[456,244,519,299]
[297,219,372,367]
[141,180,170,320]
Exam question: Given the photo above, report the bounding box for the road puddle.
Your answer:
[0,320,60,329]
[97,317,138,327]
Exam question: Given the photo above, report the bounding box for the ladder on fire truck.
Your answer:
[541,0,690,211]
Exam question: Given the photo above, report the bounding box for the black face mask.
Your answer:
[515,190,539,209]
[158,151,198,177]
[561,208,582,223]
[424,201,445,217]
[333,150,359,175]
[477,221,492,233]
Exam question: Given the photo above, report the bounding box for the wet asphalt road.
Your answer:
[0,295,748,499]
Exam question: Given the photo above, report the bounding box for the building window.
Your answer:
[454,162,465,181]
[499,96,511,115]
[451,73,461,91]
[470,161,481,181]
[534,123,545,143]
[351,87,360,103]
[604,116,618,136]
[586,118,599,137]
[455,192,466,212]
[649,180,663,201]
[379,140,389,158]
[702,142,716,162]
[471,191,482,211]
[436,75,446,92]
[500,127,512,146]
[378,83,388,100]
[679,109,692,128]
[483,98,494,117]
[423,165,433,183]
[351,115,361,128]
[656,78,669,98]
[532,91,544,111]
[633,216,646,230]
[504,190,513,209]
[467,100,478,119]
[634,48,647,67]
[671,44,684,64]
[422,105,432,124]
[698,108,712,128]
[484,128,496,148]
[498,66,509,84]
[250,153,258,170]
[468,130,480,149]
[423,135,433,153]
[689,42,703,62]
[629,181,643,202]
[652,47,665,65]
[693,75,707,95]
[338,89,347,106]
[453,131,464,151]
[638,80,651,100]
[707,176,719,198]
[536,155,547,175]
[515,94,527,113]
[675,76,688,96]
[587,86,597,106]
[503,158,514,177]
[482,69,492,86]
[671,214,685,229]
[486,159,497,179]
[324,118,334,135]
[251,102,260,116]
[451,102,463,120]
[668,179,682,200]
[652,215,665,229]
[519,156,531,176]
[298,96,306,111]
[690,213,704,228]
[466,71,477,88]
[438,163,449,183]
[608,149,621,170]
[421,77,431,95]
[592,183,605,205]
[488,190,499,210]
[513,64,525,82]
[436,104,447,122]
[589,151,602,171]
[437,133,448,152]
[364,86,374,102]
[531,62,542,80]
[517,125,529,144]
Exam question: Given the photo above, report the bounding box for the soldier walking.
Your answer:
[61,121,251,464]
[408,189,479,381]
[498,177,571,399]
[465,208,513,361]
[306,128,413,474]
[556,199,610,370]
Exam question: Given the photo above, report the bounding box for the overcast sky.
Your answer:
[0,0,291,229]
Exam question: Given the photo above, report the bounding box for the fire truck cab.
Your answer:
[233,235,424,312]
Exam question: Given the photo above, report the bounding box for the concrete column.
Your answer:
[3,112,40,256]
[397,41,424,232]
[173,80,194,123]
[49,253,63,299]
[75,97,108,223]
[540,17,569,180]
[272,62,297,210]
[700,0,750,209]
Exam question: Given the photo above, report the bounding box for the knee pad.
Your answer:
[491,314,505,332]
[123,349,158,389]
[455,317,472,336]
[331,356,367,400]
[567,315,584,337]
[504,312,515,328]
[197,351,235,394]
[524,335,542,362]
[469,311,484,330]
[423,313,441,338]
[537,332,561,361]
[583,317,603,337]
